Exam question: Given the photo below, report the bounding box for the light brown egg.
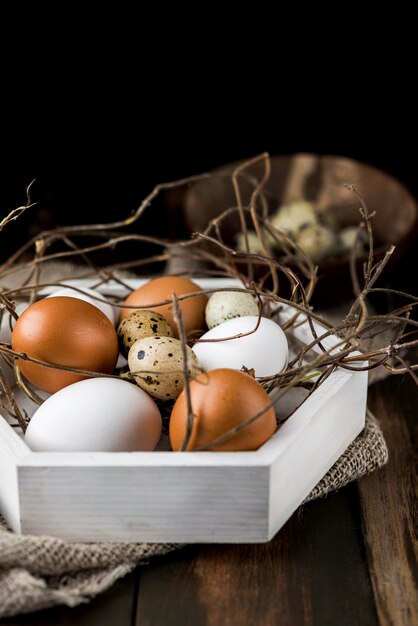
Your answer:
[169,368,277,451]
[12,297,119,394]
[119,276,207,338]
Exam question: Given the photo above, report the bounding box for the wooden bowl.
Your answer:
[182,154,418,305]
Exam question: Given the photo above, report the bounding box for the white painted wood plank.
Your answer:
[20,451,270,468]
[18,465,269,542]
[0,278,370,542]
[0,416,31,532]
[256,366,352,459]
[268,368,368,538]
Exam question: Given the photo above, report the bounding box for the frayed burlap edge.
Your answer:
[0,534,179,618]
[0,564,137,617]
[304,411,388,503]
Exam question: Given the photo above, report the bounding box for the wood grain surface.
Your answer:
[2,371,415,626]
[135,488,378,626]
[359,375,418,626]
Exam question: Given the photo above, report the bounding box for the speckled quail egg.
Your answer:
[235,229,276,254]
[128,336,202,401]
[205,290,260,329]
[117,310,173,357]
[338,226,368,252]
[235,231,265,254]
[296,223,337,262]
[270,200,318,239]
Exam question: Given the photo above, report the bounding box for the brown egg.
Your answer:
[119,276,207,338]
[169,368,277,451]
[12,297,119,394]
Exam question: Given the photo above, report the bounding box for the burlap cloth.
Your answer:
[0,263,389,618]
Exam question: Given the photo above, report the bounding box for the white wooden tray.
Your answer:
[0,279,368,543]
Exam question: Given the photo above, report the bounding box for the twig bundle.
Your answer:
[0,156,416,446]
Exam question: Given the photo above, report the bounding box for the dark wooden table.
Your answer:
[1,371,416,626]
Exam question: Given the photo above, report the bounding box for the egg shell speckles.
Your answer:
[128,336,202,401]
[296,224,337,262]
[205,290,260,329]
[270,200,318,238]
[118,310,173,358]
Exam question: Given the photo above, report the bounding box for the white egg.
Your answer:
[46,287,116,325]
[25,377,162,452]
[192,316,288,377]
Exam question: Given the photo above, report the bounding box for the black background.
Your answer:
[1,16,416,233]
[1,76,416,266]
[2,106,416,211]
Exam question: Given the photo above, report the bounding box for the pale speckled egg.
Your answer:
[296,224,337,262]
[128,336,202,401]
[270,200,318,239]
[47,287,116,325]
[338,226,368,252]
[25,377,162,452]
[117,310,173,358]
[205,290,260,329]
[192,316,288,377]
[235,231,266,255]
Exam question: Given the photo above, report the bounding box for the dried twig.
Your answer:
[0,179,36,233]
[0,156,417,450]
[171,293,195,451]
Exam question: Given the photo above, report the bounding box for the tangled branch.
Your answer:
[0,157,416,446]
